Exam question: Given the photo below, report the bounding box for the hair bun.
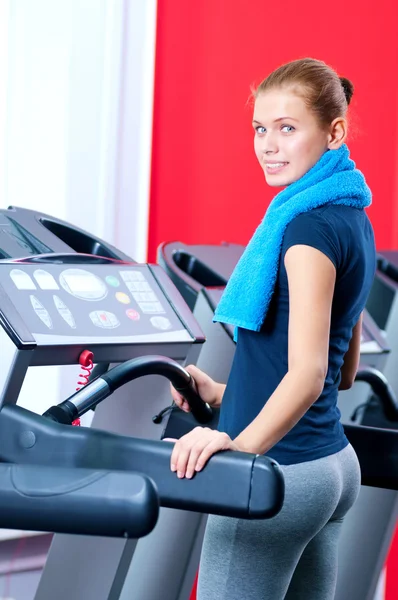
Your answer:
[340,77,354,105]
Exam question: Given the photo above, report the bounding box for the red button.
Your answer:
[126,309,140,321]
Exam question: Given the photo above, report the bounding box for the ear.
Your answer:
[327,118,348,149]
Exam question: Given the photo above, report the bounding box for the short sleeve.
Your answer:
[282,208,341,269]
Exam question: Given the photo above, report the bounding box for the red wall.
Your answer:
[149,1,398,597]
[149,1,398,263]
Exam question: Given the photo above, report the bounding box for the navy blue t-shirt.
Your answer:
[217,205,376,465]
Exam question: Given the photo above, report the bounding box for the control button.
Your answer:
[132,292,158,302]
[120,270,146,283]
[115,292,131,304]
[125,281,152,292]
[106,275,120,288]
[53,295,76,328]
[10,269,37,290]
[30,295,53,329]
[34,269,59,290]
[139,302,165,314]
[89,312,101,327]
[60,269,107,301]
[150,316,172,331]
[89,311,120,329]
[126,308,140,321]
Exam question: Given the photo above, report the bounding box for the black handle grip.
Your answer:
[355,366,398,421]
[0,463,159,538]
[173,375,213,424]
[101,355,214,424]
[43,356,214,425]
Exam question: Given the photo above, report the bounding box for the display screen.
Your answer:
[366,277,394,332]
[63,274,105,293]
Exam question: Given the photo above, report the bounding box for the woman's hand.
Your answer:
[170,365,225,413]
[165,427,243,479]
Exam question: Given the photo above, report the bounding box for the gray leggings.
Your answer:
[197,444,360,600]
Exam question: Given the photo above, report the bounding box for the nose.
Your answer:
[259,131,278,155]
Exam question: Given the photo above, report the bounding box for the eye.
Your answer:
[281,125,295,133]
[255,126,266,134]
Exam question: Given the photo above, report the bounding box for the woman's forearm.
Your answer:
[234,368,325,455]
[213,382,226,407]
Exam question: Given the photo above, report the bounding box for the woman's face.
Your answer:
[253,88,331,187]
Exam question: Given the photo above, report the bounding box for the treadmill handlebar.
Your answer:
[9,252,127,265]
[355,366,398,421]
[0,404,284,519]
[43,355,213,425]
[0,463,159,538]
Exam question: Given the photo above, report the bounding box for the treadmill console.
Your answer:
[0,262,205,353]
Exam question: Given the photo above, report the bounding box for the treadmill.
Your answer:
[158,240,398,600]
[0,209,284,600]
[364,251,398,426]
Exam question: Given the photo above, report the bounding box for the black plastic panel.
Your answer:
[377,251,398,282]
[157,241,244,310]
[366,272,396,331]
[0,463,158,537]
[0,206,134,262]
[172,251,227,287]
[40,219,124,260]
[344,424,398,489]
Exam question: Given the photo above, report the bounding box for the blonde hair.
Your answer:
[255,58,353,127]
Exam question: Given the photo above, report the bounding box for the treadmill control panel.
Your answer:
[0,263,193,345]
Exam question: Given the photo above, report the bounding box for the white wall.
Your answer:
[0,0,10,207]
[2,0,157,410]
[4,0,156,261]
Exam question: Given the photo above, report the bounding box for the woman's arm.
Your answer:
[338,313,363,390]
[235,244,336,454]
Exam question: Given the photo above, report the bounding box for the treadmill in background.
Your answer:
[364,251,398,427]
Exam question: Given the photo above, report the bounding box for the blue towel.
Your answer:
[213,144,372,333]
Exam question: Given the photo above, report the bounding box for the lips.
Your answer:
[264,162,289,174]
[265,162,288,169]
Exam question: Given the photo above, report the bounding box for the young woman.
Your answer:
[169,58,376,599]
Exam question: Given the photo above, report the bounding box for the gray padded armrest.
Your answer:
[0,463,159,538]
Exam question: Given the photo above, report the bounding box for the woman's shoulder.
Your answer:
[289,205,369,233]
[284,205,374,267]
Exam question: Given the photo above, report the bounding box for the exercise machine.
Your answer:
[0,209,284,600]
